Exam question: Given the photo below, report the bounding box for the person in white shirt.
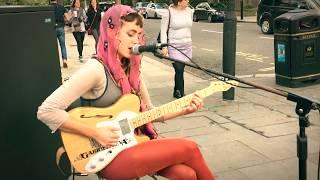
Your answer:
[160,0,193,99]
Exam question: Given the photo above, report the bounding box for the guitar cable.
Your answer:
[164,44,255,89]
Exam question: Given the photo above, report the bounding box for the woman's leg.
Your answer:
[92,28,99,53]
[72,32,81,57]
[158,164,197,180]
[100,138,214,180]
[79,32,85,57]
[56,27,68,61]
[172,62,185,96]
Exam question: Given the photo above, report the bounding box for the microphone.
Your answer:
[132,43,168,54]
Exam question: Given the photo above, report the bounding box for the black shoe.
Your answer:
[173,90,182,99]
[63,61,68,68]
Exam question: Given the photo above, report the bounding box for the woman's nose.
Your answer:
[133,37,139,44]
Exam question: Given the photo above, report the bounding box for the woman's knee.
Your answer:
[163,164,197,180]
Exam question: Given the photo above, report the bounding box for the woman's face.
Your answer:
[74,0,80,8]
[91,0,96,7]
[116,20,142,59]
[178,0,189,9]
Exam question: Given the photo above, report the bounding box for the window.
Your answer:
[274,0,290,6]
[260,0,273,5]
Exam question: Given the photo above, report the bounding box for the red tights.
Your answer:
[100,138,215,180]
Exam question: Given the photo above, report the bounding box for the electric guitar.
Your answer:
[60,80,239,174]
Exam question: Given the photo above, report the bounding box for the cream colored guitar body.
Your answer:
[61,94,149,174]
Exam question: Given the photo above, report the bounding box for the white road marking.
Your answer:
[245,57,264,62]
[236,74,275,78]
[236,52,269,63]
[201,29,223,34]
[259,36,274,40]
[200,48,215,52]
[258,67,275,72]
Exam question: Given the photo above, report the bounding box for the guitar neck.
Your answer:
[130,85,215,129]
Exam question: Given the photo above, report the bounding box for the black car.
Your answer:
[193,2,224,23]
[257,0,310,34]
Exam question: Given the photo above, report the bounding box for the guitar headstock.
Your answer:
[208,80,239,92]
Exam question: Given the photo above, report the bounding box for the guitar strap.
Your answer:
[56,146,89,177]
[55,146,69,177]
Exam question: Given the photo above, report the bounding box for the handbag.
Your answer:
[87,28,93,35]
[157,8,171,43]
[87,11,97,35]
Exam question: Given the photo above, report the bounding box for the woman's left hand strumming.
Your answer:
[184,95,203,115]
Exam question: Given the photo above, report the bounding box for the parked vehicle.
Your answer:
[145,3,168,19]
[257,0,310,34]
[134,2,149,18]
[64,4,71,12]
[98,1,114,12]
[193,2,225,23]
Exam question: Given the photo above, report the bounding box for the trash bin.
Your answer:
[274,9,320,87]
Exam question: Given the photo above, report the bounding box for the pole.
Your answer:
[222,0,236,100]
[240,0,244,20]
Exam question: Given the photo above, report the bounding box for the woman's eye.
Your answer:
[127,33,134,37]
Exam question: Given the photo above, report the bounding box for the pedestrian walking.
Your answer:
[86,0,102,54]
[51,0,69,68]
[160,0,193,99]
[69,0,87,62]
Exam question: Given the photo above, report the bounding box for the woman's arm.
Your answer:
[37,60,119,146]
[160,9,170,56]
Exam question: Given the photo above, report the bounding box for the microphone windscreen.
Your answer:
[131,44,140,55]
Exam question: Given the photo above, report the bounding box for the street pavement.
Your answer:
[60,20,320,180]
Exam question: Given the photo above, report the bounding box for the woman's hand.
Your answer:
[161,47,169,56]
[93,126,120,147]
[184,95,203,115]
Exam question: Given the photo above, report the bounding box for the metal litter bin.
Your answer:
[274,9,320,87]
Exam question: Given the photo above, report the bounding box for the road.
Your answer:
[142,19,276,79]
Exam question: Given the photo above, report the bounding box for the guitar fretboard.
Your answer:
[130,83,226,129]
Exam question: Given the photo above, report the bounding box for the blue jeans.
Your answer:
[56,26,67,60]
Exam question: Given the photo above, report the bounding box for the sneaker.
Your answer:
[63,61,68,68]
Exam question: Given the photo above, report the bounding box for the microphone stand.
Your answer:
[153,52,320,180]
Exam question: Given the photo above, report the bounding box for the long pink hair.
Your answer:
[97,5,157,139]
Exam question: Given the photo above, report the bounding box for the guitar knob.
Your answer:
[90,164,96,169]
[99,157,104,162]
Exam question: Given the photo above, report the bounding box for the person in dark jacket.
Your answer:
[87,0,102,54]
[51,0,68,68]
